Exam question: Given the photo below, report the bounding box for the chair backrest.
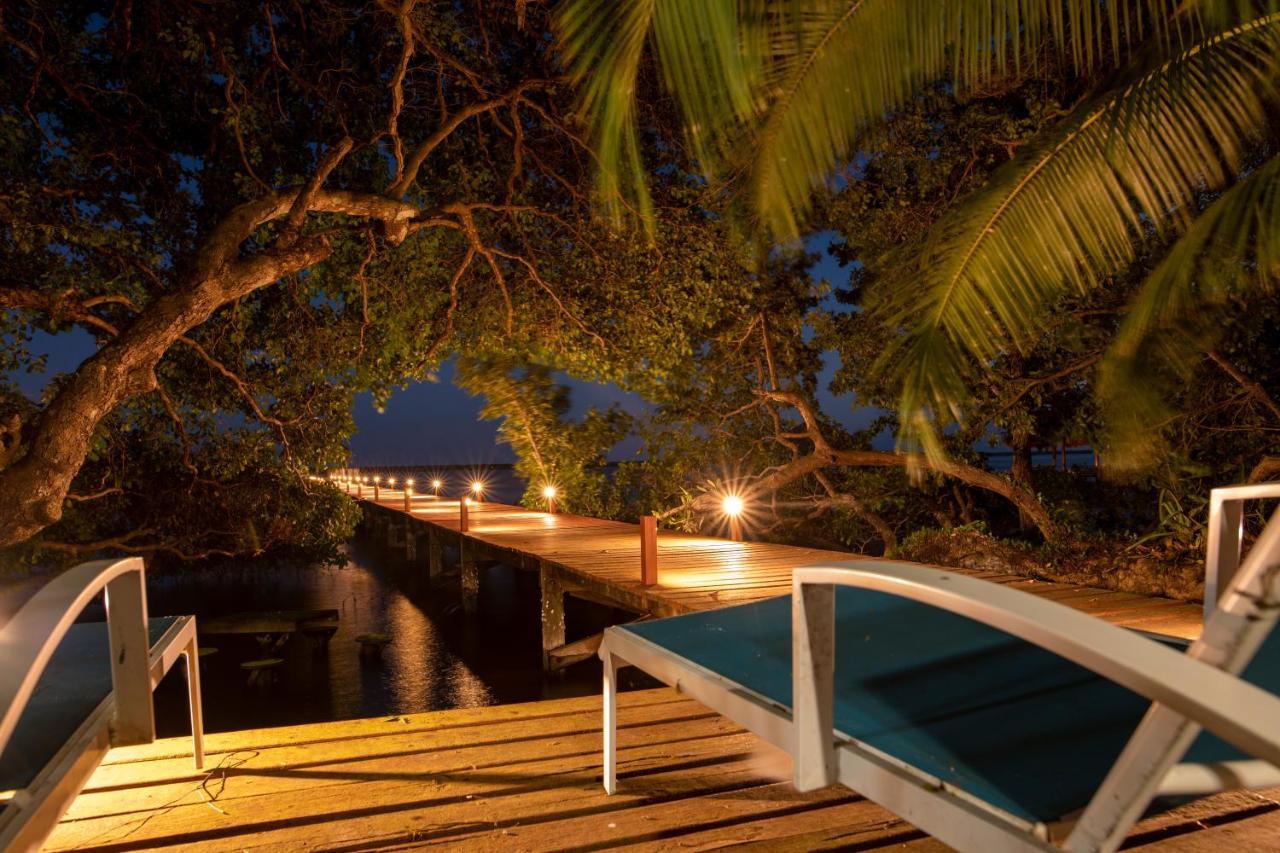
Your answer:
[1203,483,1280,623]
[1068,491,1280,851]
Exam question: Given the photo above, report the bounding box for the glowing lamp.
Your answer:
[542,485,557,499]
[723,494,745,542]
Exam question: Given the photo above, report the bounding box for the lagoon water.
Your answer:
[140,535,625,735]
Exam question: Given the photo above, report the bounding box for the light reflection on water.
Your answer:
[142,537,615,735]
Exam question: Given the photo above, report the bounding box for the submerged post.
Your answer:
[640,515,657,586]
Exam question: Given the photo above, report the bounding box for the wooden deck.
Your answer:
[47,688,1280,851]
[358,487,1204,640]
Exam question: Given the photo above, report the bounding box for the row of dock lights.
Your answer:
[329,472,565,514]
[327,470,749,585]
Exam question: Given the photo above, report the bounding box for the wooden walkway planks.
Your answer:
[358,486,1204,639]
[46,688,1280,851]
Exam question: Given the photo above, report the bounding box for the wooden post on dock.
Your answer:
[640,515,658,586]
[459,498,469,533]
[540,561,565,671]
[427,528,442,578]
[403,480,413,513]
[373,478,380,501]
[460,540,478,613]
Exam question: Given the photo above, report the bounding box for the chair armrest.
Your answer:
[792,561,1280,774]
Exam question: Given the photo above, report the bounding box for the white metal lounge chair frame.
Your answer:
[0,557,204,852]
[600,484,1280,852]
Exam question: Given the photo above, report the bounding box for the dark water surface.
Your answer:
[144,536,622,736]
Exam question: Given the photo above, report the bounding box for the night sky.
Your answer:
[9,241,888,466]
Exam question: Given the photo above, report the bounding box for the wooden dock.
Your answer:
[354,486,1204,665]
[46,688,1280,851]
[38,487,1272,850]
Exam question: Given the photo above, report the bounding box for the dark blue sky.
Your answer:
[9,240,887,465]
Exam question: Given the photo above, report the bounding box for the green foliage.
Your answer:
[455,358,630,518]
[0,0,602,565]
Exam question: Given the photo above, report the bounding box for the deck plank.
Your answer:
[48,688,1279,851]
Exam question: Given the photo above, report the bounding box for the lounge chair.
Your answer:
[0,557,204,851]
[599,484,1280,851]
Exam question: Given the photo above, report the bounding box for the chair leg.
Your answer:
[603,650,620,795]
[183,637,205,769]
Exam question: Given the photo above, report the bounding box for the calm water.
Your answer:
[141,535,627,736]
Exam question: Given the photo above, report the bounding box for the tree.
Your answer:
[0,1,599,557]
[556,0,1280,469]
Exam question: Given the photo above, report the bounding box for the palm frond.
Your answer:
[880,15,1280,456]
[555,0,659,226]
[1098,151,1280,468]
[747,0,1196,238]
[558,0,1198,239]
[555,0,764,227]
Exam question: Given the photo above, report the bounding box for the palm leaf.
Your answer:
[1098,150,1280,468]
[881,14,1280,456]
[746,0,1198,238]
[555,0,765,227]
[557,0,1197,239]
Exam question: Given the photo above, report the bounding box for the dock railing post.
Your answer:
[403,480,413,513]
[459,498,469,533]
[373,477,380,501]
[640,515,657,586]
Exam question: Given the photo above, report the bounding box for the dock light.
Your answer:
[388,477,396,487]
[722,494,745,542]
[373,477,381,500]
[432,478,443,495]
[471,480,484,502]
[543,484,557,515]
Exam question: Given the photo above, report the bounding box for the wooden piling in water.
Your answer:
[539,561,565,671]
[460,540,478,613]
[403,521,417,560]
[427,528,442,578]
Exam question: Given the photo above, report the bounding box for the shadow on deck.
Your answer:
[48,688,1280,851]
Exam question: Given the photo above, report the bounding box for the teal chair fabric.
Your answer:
[621,589,1279,823]
[0,616,179,794]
